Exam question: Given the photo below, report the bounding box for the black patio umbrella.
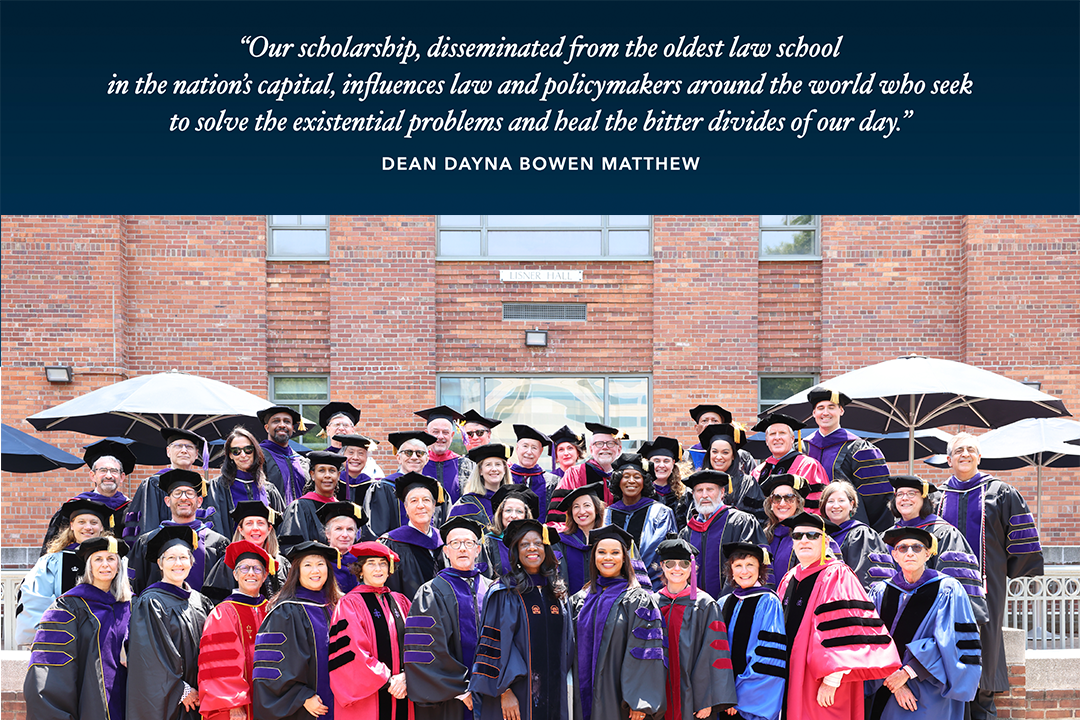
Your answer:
[2,423,85,473]
[922,418,1080,534]
[767,354,1071,472]
[27,369,276,445]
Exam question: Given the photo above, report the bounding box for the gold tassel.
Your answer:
[797,429,803,454]
[821,533,828,565]
[107,537,118,555]
[762,547,771,566]
[542,526,552,545]
[268,557,277,575]
[921,481,929,498]
[335,550,341,570]
[831,390,840,405]
[268,509,277,526]
[929,535,939,556]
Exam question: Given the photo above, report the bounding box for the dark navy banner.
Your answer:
[2,1,1077,213]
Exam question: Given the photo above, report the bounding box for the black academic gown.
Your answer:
[680,506,766,600]
[253,588,335,720]
[381,524,445,601]
[571,582,668,720]
[405,568,494,720]
[127,521,229,595]
[476,532,511,581]
[126,581,214,720]
[203,475,285,539]
[469,577,578,720]
[201,551,290,604]
[124,470,168,540]
[341,475,402,538]
[655,587,738,720]
[24,584,131,720]
[831,519,895,590]
[278,492,336,549]
[938,474,1044,693]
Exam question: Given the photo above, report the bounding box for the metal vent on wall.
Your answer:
[502,303,587,322]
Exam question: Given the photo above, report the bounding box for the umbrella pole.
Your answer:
[908,395,916,474]
[1037,463,1043,538]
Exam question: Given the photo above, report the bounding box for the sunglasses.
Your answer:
[400,449,426,458]
[662,559,691,569]
[465,430,490,438]
[770,493,798,504]
[894,543,928,555]
[791,531,823,541]
[229,445,256,457]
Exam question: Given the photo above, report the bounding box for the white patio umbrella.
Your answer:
[767,354,1071,472]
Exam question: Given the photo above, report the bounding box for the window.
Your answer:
[268,215,329,260]
[438,374,651,450]
[437,215,652,259]
[758,374,818,416]
[269,374,330,449]
[759,215,820,259]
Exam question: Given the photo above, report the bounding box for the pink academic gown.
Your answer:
[777,558,901,720]
[329,584,414,720]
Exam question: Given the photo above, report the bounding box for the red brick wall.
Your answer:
[821,215,965,374]
[1,691,26,720]
[759,259,822,373]
[999,660,1028,719]
[267,261,331,373]
[328,216,438,460]
[1026,690,1080,719]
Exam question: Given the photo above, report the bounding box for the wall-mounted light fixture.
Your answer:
[44,365,74,383]
[525,330,548,347]
[1022,378,1042,391]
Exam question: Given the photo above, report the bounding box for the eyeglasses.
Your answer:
[465,430,490,439]
[894,542,928,555]
[791,531,823,541]
[894,490,921,500]
[770,493,798,504]
[662,559,691,569]
[593,441,620,449]
[951,446,979,457]
[161,554,192,565]
[170,489,198,499]
[447,540,478,550]
[400,449,426,458]
[170,443,197,452]
[229,445,256,457]
[94,467,123,476]
[236,564,267,575]
[518,540,545,550]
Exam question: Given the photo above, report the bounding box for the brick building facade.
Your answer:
[2,214,1077,558]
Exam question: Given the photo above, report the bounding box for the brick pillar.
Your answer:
[652,215,759,439]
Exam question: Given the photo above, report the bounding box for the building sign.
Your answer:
[499,269,583,282]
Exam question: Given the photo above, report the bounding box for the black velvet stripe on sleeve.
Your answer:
[753,662,788,679]
[814,599,876,614]
[818,616,885,631]
[821,635,893,648]
[955,622,978,633]
[957,639,981,650]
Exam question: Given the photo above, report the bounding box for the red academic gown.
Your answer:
[777,558,901,720]
[198,592,270,720]
[329,584,414,720]
[556,460,615,504]
[752,452,830,514]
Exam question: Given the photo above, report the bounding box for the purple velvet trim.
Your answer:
[34,629,74,644]
[938,550,979,564]
[945,568,983,581]
[510,464,550,521]
[577,576,629,720]
[252,667,280,680]
[654,483,672,496]
[889,567,940,592]
[404,650,436,663]
[230,476,269,507]
[76,581,130,720]
[1010,527,1039,541]
[635,606,662,622]
[609,498,653,513]
[831,519,861,546]
[629,646,665,661]
[633,626,664,640]
[558,530,589,593]
[767,525,794,587]
[440,567,482,671]
[732,585,770,600]
[858,480,895,495]
[76,490,130,510]
[40,607,74,623]
[254,649,284,662]
[29,651,72,665]
[424,456,463,503]
[145,581,190,600]
[261,440,305,504]
[1011,513,1036,527]
[405,632,434,645]
[225,591,266,605]
[941,473,988,562]
[686,506,731,598]
[296,588,333,708]
[868,553,894,563]
[806,429,856,480]
[387,524,443,550]
[256,632,287,644]
[852,447,888,464]
[339,468,372,489]
[406,615,436,628]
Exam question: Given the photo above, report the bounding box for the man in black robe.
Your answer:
[319,401,361,452]
[803,386,893,532]
[335,433,395,532]
[679,469,765,599]
[937,432,1044,720]
[509,424,559,522]
[417,405,475,504]
[127,469,228,594]
[39,439,135,554]
[405,516,493,720]
[124,427,205,540]
[380,472,447,600]
[258,405,310,505]
[278,450,346,552]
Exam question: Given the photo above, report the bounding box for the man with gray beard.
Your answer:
[678,469,764,599]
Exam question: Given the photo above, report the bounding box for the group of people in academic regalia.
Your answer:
[21,389,1042,720]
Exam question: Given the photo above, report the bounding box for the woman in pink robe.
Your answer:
[329,541,414,720]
